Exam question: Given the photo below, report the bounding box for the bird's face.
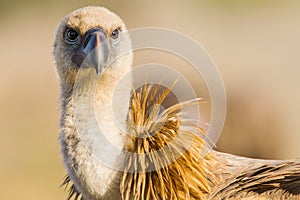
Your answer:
[53,7,132,84]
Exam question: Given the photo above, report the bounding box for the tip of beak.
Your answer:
[95,64,103,75]
[86,46,105,76]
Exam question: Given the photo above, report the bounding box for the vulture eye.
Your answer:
[111,28,121,44]
[65,29,79,44]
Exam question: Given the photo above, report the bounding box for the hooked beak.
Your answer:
[72,28,109,75]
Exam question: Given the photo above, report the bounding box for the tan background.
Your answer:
[0,0,299,199]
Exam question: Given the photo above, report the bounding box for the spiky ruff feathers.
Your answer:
[121,84,213,200]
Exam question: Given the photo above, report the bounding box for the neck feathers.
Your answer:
[59,67,132,199]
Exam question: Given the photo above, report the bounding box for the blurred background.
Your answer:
[0,0,299,199]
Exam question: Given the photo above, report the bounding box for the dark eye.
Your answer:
[65,29,79,44]
[111,28,121,44]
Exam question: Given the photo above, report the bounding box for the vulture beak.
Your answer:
[73,28,109,75]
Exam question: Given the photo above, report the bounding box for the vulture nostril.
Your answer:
[83,34,92,49]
